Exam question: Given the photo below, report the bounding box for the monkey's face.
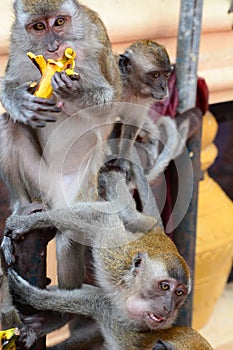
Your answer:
[125,253,189,330]
[140,68,171,100]
[120,45,172,101]
[24,15,74,60]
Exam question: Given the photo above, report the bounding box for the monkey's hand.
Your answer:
[12,82,61,127]
[1,236,15,266]
[51,71,80,100]
[9,269,41,308]
[17,320,39,349]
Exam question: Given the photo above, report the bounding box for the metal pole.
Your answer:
[173,0,203,327]
[176,0,203,112]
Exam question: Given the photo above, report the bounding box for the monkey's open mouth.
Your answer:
[145,312,165,328]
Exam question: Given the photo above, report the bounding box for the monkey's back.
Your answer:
[114,324,213,349]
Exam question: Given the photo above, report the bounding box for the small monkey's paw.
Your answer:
[52,71,80,99]
[1,236,15,266]
[18,323,38,349]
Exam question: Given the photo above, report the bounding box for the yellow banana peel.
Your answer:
[28,47,79,99]
[0,328,20,350]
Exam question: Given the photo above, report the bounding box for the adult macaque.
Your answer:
[6,175,211,349]
[0,1,123,348]
[0,0,123,291]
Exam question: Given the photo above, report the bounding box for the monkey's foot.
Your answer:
[20,202,46,215]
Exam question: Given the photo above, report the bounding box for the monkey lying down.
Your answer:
[6,172,212,350]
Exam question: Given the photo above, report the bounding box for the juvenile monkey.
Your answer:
[5,176,211,349]
[8,273,213,350]
[119,40,172,106]
[111,40,189,185]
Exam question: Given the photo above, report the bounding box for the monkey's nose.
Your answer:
[47,41,60,53]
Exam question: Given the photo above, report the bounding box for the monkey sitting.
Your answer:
[110,40,191,192]
[6,172,212,349]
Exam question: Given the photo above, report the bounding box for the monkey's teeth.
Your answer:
[149,313,163,322]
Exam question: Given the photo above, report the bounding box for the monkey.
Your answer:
[4,172,211,349]
[7,270,215,349]
[0,1,124,348]
[109,40,190,183]
[0,0,125,292]
[119,40,172,106]
[2,168,156,348]
[106,40,190,223]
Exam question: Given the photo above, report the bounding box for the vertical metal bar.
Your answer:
[173,0,203,326]
[176,0,203,113]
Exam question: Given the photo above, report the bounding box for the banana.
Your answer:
[27,47,79,98]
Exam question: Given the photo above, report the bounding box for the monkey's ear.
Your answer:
[153,340,174,350]
[132,252,146,276]
[119,54,132,74]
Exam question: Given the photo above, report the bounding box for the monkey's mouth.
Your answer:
[152,94,167,101]
[144,312,166,328]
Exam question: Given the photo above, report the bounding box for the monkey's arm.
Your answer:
[4,197,155,249]
[4,169,155,240]
[9,270,103,318]
[0,60,61,127]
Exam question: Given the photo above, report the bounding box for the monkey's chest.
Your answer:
[36,117,110,205]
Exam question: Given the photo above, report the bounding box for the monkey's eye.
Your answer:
[55,17,65,27]
[164,71,171,78]
[175,289,185,296]
[160,281,170,291]
[153,72,160,79]
[33,22,46,31]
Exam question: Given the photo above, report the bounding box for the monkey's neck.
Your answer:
[123,84,154,109]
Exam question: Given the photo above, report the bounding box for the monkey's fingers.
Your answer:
[52,72,80,97]
[1,236,15,266]
[17,323,38,349]
[8,269,28,300]
[52,72,73,93]
[69,73,80,81]
[22,314,44,329]
[19,110,58,127]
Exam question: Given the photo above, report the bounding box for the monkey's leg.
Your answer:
[56,234,85,289]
